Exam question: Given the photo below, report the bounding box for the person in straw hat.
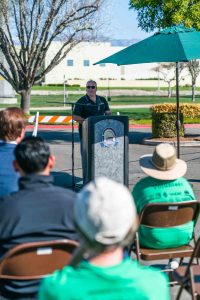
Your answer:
[39,177,169,300]
[132,143,195,268]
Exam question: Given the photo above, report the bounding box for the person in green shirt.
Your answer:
[132,143,196,268]
[39,177,169,300]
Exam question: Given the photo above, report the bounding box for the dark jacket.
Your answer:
[73,95,110,139]
[0,174,78,298]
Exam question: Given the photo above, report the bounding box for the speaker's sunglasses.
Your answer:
[86,86,96,89]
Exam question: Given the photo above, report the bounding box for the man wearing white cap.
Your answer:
[132,143,195,268]
[39,177,169,300]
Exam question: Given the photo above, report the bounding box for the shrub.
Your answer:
[67,84,81,88]
[180,103,200,118]
[47,84,63,87]
[46,83,81,88]
[151,103,200,118]
[151,103,200,138]
[150,103,200,138]
[152,112,184,138]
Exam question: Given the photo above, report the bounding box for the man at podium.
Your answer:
[73,80,111,141]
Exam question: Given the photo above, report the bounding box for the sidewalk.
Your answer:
[31,89,200,97]
[30,104,151,111]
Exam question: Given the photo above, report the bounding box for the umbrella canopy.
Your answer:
[95,25,200,158]
[95,26,200,65]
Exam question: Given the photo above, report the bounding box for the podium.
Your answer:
[82,115,129,186]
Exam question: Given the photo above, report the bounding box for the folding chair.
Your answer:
[131,201,200,273]
[175,237,200,300]
[0,239,78,280]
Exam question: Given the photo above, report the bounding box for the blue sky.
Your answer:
[106,0,150,40]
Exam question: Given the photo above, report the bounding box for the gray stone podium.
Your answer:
[82,115,129,186]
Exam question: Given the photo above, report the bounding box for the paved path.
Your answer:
[30,104,151,111]
[31,89,200,97]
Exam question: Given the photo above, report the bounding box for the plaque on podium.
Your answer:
[82,115,128,186]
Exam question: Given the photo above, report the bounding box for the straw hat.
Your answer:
[139,143,187,180]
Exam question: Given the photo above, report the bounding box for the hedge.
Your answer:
[151,103,200,118]
[150,103,200,138]
[152,112,184,138]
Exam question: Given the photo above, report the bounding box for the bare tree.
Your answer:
[152,63,185,97]
[0,0,104,113]
[186,60,200,102]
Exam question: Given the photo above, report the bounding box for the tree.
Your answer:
[186,60,200,102]
[129,0,200,32]
[152,63,185,97]
[0,0,103,113]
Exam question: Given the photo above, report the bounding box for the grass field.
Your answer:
[1,89,200,124]
[6,93,200,107]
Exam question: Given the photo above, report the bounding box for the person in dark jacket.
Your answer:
[73,80,111,140]
[0,136,78,300]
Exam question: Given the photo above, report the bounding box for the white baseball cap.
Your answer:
[74,177,137,245]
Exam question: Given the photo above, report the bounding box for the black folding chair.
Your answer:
[175,237,200,299]
[130,200,200,282]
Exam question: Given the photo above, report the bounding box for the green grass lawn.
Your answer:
[11,93,199,110]
[8,93,200,107]
[1,92,200,124]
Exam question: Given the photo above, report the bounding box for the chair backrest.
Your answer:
[139,200,200,228]
[0,239,78,280]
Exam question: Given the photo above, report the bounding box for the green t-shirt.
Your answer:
[132,176,196,249]
[39,259,169,300]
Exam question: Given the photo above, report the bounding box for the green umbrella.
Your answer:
[95,25,200,158]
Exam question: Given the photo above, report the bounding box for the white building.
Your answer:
[44,41,159,86]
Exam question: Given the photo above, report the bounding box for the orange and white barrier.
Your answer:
[29,113,73,137]
[28,115,73,123]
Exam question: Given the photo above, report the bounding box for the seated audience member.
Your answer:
[0,107,27,197]
[39,177,170,300]
[0,136,78,299]
[132,143,195,268]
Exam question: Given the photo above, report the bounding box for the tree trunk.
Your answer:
[20,90,31,114]
[192,84,196,102]
[167,83,171,98]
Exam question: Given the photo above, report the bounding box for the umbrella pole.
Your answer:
[176,62,180,158]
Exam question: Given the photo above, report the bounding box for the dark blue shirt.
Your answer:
[73,95,110,139]
[0,142,19,197]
